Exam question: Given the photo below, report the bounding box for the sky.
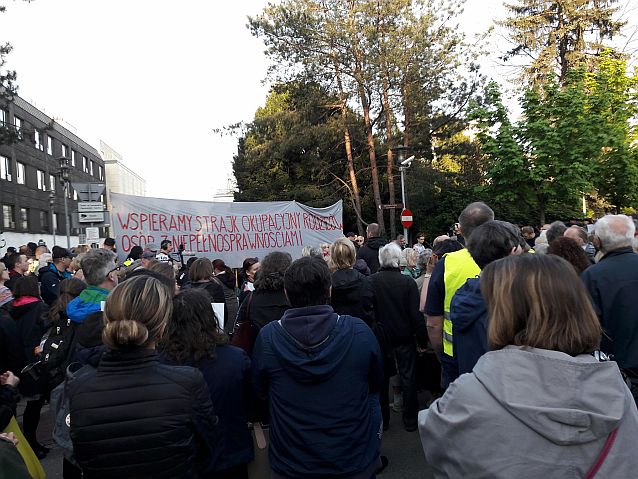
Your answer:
[1,1,636,201]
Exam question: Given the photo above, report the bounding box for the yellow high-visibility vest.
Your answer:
[443,248,480,357]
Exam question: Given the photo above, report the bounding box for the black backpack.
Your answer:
[39,318,78,392]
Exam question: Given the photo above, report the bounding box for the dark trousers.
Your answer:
[439,353,459,390]
[23,397,45,447]
[391,342,418,429]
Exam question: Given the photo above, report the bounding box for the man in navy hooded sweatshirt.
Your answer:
[252,256,383,479]
[450,221,522,380]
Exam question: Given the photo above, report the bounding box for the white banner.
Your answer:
[110,193,343,267]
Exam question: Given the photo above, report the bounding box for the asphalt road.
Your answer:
[29,393,435,479]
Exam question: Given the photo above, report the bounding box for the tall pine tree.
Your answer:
[499,0,625,84]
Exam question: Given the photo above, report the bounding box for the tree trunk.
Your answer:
[402,79,410,148]
[383,72,396,239]
[539,195,547,226]
[334,61,364,235]
[346,1,384,233]
[359,81,385,233]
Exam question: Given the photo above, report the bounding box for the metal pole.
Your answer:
[400,167,408,239]
[63,182,71,248]
[51,213,56,246]
[49,192,56,246]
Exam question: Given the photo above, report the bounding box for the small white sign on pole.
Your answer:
[78,202,105,213]
[78,212,105,223]
[85,227,100,242]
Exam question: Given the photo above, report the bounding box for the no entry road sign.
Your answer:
[401,209,413,228]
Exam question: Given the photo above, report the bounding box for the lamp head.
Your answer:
[401,155,415,166]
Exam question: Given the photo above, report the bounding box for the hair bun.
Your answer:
[103,319,149,350]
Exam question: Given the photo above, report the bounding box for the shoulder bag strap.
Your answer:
[584,429,619,479]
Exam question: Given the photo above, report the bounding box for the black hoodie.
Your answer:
[356,236,388,274]
[330,269,375,326]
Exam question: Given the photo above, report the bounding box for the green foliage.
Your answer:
[0,3,18,145]
[472,54,638,223]
[233,81,370,224]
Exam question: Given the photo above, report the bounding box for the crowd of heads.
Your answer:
[0,205,637,473]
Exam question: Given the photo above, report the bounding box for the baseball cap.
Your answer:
[52,246,77,259]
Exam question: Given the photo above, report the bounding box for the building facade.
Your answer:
[0,95,105,250]
[100,140,146,198]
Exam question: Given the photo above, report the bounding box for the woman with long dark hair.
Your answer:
[233,252,290,356]
[547,236,591,274]
[161,288,253,479]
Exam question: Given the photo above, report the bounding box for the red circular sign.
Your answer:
[401,209,413,228]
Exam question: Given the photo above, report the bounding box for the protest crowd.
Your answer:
[1,202,638,478]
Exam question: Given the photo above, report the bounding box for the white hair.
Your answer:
[594,215,635,253]
[379,242,402,269]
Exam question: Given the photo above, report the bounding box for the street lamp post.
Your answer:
[56,157,71,248]
[48,190,56,245]
[391,146,413,240]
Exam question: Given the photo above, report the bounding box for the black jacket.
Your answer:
[356,237,387,274]
[68,349,219,479]
[330,269,375,327]
[369,268,427,347]
[8,298,49,396]
[0,306,23,374]
[581,248,638,370]
[189,281,228,326]
[38,264,66,306]
[238,289,290,334]
[213,274,239,334]
[161,345,253,473]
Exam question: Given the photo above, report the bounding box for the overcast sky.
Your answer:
[2,1,635,201]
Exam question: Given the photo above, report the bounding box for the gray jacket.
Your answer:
[419,346,638,478]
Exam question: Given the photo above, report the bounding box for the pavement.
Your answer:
[23,390,435,479]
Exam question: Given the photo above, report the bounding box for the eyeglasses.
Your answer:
[108,265,121,276]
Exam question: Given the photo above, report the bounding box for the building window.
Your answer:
[61,143,68,158]
[71,150,76,167]
[47,135,53,155]
[16,162,25,185]
[2,205,14,229]
[40,210,49,231]
[13,116,22,139]
[89,160,94,176]
[98,165,103,180]
[34,130,43,151]
[19,208,28,230]
[53,212,58,232]
[0,155,11,181]
[73,189,78,201]
[0,109,5,126]
[82,156,88,173]
[49,174,56,192]
[37,169,46,191]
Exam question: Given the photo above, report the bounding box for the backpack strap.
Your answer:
[584,429,619,479]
